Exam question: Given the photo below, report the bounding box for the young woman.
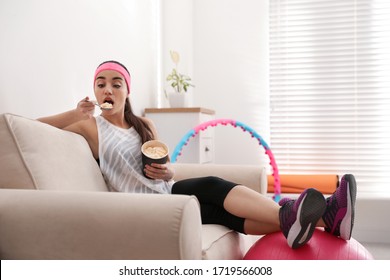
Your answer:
[38,60,357,249]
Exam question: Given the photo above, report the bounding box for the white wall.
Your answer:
[193,0,270,166]
[160,0,194,107]
[0,0,159,118]
[0,0,269,167]
[354,195,390,244]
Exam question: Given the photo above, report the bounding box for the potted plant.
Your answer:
[165,50,194,107]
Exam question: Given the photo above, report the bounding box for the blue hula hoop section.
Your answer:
[171,119,281,202]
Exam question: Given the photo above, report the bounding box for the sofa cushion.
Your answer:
[0,113,108,191]
[201,225,262,260]
[202,225,242,259]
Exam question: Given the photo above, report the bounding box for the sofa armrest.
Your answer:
[0,189,202,260]
[172,163,267,194]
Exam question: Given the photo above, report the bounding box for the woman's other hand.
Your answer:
[144,162,175,181]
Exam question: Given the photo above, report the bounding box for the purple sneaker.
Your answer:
[279,188,326,249]
[322,174,357,240]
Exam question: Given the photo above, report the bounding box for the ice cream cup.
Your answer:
[141,140,169,178]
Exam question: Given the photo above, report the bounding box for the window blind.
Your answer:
[269,0,390,194]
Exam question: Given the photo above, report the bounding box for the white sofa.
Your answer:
[0,113,267,260]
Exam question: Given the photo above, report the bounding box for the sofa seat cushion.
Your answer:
[201,224,263,260]
[202,225,241,259]
[0,113,108,191]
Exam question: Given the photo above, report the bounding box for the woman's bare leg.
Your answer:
[224,185,327,228]
[244,219,280,235]
[223,185,280,226]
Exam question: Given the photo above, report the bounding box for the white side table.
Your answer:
[144,107,215,163]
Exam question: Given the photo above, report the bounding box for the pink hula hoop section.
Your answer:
[171,119,281,202]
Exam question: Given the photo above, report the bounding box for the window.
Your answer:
[269,0,390,194]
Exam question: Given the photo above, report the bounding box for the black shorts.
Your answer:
[171,176,246,233]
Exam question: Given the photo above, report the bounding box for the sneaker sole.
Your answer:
[339,174,357,240]
[288,189,326,249]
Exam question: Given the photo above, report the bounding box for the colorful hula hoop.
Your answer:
[171,118,281,202]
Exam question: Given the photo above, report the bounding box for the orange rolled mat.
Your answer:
[268,174,339,194]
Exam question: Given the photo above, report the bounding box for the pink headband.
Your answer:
[94,62,131,94]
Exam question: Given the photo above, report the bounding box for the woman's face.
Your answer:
[94,70,128,114]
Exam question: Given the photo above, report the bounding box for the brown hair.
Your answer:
[124,98,154,144]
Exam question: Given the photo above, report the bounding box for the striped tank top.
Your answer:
[96,116,173,194]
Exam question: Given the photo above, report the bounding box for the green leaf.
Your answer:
[165,65,194,93]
